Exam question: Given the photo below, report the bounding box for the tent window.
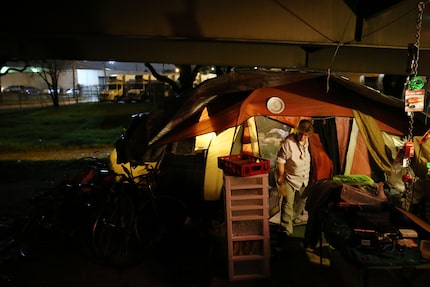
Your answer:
[255,116,291,169]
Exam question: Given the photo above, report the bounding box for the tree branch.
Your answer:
[145,63,180,94]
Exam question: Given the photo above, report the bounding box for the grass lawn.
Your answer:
[0,102,154,154]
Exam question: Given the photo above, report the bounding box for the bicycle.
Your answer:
[17,156,115,259]
[90,160,188,267]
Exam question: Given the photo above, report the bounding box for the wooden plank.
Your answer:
[395,207,430,234]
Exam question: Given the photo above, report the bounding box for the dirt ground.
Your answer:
[0,148,339,287]
[0,147,113,161]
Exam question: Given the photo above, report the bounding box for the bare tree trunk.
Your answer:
[53,94,59,107]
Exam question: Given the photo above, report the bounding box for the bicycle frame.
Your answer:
[91,161,172,267]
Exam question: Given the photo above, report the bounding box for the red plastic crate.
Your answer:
[218,154,270,177]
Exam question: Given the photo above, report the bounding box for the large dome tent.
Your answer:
[147,70,429,201]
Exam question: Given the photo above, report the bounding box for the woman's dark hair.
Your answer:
[296,119,314,134]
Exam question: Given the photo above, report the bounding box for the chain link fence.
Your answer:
[0,85,102,109]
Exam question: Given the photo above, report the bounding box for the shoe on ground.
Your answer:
[293,211,308,226]
[292,218,307,226]
[273,224,291,237]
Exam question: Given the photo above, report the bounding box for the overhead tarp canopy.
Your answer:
[149,70,426,147]
[4,1,430,76]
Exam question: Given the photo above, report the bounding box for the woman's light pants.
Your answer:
[279,182,307,235]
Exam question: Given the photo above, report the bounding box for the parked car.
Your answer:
[26,87,40,95]
[65,88,80,96]
[42,88,63,95]
[124,89,145,102]
[3,85,26,93]
[3,85,40,95]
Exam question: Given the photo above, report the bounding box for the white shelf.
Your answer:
[224,173,271,280]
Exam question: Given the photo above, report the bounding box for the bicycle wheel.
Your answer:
[18,206,59,259]
[135,195,187,251]
[91,191,141,266]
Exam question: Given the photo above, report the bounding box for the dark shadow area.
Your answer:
[0,158,335,287]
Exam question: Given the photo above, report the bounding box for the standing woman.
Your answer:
[276,119,313,236]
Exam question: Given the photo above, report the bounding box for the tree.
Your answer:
[144,63,233,115]
[144,63,204,129]
[144,63,232,98]
[144,63,201,96]
[32,59,67,107]
[142,63,234,153]
[0,59,30,104]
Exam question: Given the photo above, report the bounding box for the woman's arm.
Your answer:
[277,161,285,185]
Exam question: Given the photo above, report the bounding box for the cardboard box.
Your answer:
[399,229,418,238]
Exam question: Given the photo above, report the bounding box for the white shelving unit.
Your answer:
[223,174,270,280]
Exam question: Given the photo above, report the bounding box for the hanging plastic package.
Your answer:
[404,141,415,158]
[405,76,426,113]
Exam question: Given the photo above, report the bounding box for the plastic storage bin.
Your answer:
[218,154,270,177]
[341,184,385,206]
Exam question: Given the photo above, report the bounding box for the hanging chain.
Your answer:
[408,113,415,141]
[407,2,426,141]
[410,1,425,77]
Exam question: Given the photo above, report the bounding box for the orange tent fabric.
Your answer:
[152,74,412,146]
[309,133,334,182]
[148,71,430,178]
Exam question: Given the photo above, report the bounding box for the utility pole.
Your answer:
[72,61,77,103]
